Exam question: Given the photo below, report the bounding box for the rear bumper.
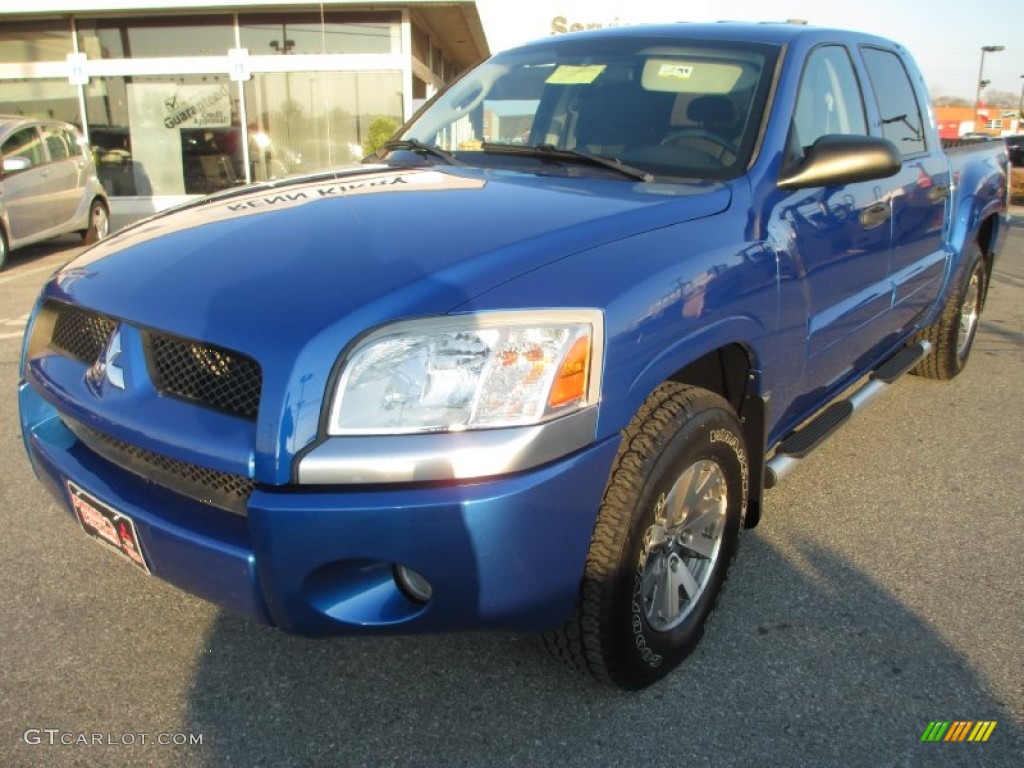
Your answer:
[20,381,618,635]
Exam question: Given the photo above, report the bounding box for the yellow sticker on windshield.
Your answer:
[546,65,607,85]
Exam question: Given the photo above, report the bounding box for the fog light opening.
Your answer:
[393,564,433,603]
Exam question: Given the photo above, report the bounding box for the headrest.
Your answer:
[687,95,735,124]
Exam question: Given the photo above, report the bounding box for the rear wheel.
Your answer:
[912,245,986,380]
[0,227,8,270]
[82,199,109,244]
[545,383,747,689]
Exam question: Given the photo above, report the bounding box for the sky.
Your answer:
[475,0,1024,104]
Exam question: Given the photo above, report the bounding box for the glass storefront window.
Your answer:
[0,79,81,126]
[0,9,465,203]
[0,21,73,62]
[85,75,242,196]
[77,16,234,59]
[245,71,403,179]
[239,12,400,56]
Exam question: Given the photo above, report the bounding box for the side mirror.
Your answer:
[778,135,901,190]
[3,155,32,173]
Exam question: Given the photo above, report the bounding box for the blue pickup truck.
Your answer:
[18,23,1008,689]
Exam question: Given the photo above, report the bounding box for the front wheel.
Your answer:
[545,383,747,689]
[82,199,109,244]
[911,246,986,380]
[0,227,8,271]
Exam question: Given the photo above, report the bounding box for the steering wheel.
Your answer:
[660,128,738,158]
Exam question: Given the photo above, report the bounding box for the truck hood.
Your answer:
[52,165,729,349]
[45,165,730,478]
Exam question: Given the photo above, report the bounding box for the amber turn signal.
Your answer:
[548,335,591,408]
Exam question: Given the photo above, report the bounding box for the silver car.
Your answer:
[0,116,109,270]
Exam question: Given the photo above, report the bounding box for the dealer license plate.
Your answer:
[67,481,150,574]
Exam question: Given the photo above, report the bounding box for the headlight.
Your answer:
[328,310,603,435]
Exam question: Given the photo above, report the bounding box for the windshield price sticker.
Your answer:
[546,65,607,85]
[658,63,694,79]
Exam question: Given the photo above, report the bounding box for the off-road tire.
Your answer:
[911,245,986,380]
[544,383,748,690]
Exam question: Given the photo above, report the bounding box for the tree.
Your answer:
[362,117,399,158]
[981,90,1018,108]
[934,96,970,107]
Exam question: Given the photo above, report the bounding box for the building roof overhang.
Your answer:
[0,0,490,70]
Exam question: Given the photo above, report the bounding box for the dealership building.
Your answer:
[0,1,489,226]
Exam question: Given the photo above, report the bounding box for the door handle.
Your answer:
[859,201,891,230]
[928,184,950,202]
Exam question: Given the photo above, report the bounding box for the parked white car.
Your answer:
[0,116,109,269]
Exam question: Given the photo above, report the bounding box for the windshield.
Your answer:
[398,35,779,181]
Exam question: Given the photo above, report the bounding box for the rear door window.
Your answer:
[860,47,928,156]
[41,124,71,162]
[64,127,84,159]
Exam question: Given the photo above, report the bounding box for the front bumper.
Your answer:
[19,381,619,635]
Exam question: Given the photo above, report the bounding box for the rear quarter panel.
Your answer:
[942,140,1009,303]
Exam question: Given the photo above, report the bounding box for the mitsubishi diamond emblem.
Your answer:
[89,327,125,390]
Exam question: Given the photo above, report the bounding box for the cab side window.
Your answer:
[861,47,927,156]
[790,45,868,160]
[2,127,45,169]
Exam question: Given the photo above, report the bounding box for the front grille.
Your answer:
[146,333,262,420]
[43,301,263,421]
[49,303,115,363]
[64,418,253,516]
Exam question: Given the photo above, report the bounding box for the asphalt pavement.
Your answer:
[0,223,1021,768]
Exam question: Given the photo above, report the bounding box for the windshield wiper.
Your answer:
[378,139,464,166]
[480,142,653,182]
